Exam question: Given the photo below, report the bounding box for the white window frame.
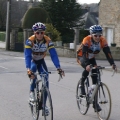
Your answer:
[102,25,115,46]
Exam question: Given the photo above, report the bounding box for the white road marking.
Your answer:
[0,66,8,69]
[14,57,25,59]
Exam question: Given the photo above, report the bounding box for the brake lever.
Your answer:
[112,69,116,77]
[100,69,103,75]
[58,73,62,82]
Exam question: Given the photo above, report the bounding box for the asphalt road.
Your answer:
[0,52,120,120]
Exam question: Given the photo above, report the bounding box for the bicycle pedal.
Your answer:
[42,112,49,116]
[80,94,86,98]
[94,108,102,112]
[28,101,35,106]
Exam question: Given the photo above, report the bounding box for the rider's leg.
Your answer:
[92,70,101,112]
[91,66,101,112]
[79,57,89,95]
[93,99,101,112]
[30,61,37,91]
[80,70,89,95]
[29,61,37,101]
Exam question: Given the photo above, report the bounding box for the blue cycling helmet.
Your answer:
[32,22,46,31]
[89,25,102,34]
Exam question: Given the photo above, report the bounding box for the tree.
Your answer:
[45,23,61,42]
[0,0,7,30]
[22,7,51,29]
[39,0,84,43]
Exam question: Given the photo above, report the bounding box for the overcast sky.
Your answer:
[77,0,100,4]
[24,0,100,4]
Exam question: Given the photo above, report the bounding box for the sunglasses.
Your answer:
[36,31,44,35]
[94,34,102,37]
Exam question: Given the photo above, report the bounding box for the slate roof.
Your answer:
[80,4,99,30]
[84,12,98,30]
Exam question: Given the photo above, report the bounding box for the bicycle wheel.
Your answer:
[95,83,112,120]
[76,79,89,115]
[42,87,53,120]
[29,91,39,120]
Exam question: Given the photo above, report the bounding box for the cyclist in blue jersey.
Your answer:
[24,22,65,103]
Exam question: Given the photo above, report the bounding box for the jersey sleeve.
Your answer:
[46,39,61,69]
[100,37,108,48]
[81,36,91,66]
[24,39,32,68]
[48,40,54,49]
[100,37,114,65]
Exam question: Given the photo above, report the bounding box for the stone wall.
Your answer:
[95,47,120,60]
[48,46,120,60]
[99,0,120,46]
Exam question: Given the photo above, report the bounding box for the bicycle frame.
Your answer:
[87,68,102,104]
[35,72,50,108]
[29,73,49,107]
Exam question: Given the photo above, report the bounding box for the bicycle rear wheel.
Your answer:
[76,79,89,115]
[96,83,112,120]
[29,92,39,120]
[42,87,53,120]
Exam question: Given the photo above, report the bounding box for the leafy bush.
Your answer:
[45,23,61,42]
[79,29,89,43]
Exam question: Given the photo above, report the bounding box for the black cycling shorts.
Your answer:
[79,57,97,69]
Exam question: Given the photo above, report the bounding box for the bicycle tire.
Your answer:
[42,87,53,120]
[95,82,112,120]
[76,79,89,115]
[29,91,40,120]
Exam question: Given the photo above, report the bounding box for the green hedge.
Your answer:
[0,32,5,42]
[22,7,51,29]
[17,32,24,43]
[0,32,24,43]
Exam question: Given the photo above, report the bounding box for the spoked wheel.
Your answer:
[42,87,53,120]
[76,79,89,115]
[29,99,39,120]
[95,83,112,120]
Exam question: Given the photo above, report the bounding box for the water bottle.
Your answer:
[88,86,92,98]
[91,85,96,92]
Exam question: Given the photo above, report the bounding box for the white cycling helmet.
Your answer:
[32,22,46,31]
[89,25,102,34]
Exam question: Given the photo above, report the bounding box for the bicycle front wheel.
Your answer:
[42,87,53,120]
[29,94,39,120]
[76,79,89,115]
[96,83,112,120]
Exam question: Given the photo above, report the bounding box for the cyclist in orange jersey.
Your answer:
[77,25,117,112]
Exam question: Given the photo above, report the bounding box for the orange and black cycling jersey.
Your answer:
[77,43,83,57]
[77,35,114,66]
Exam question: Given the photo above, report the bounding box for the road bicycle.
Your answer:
[28,70,63,120]
[28,71,53,120]
[76,65,116,120]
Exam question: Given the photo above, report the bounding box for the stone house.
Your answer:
[99,0,120,47]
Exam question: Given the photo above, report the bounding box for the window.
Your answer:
[106,28,113,46]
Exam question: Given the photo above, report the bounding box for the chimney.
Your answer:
[28,0,33,9]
